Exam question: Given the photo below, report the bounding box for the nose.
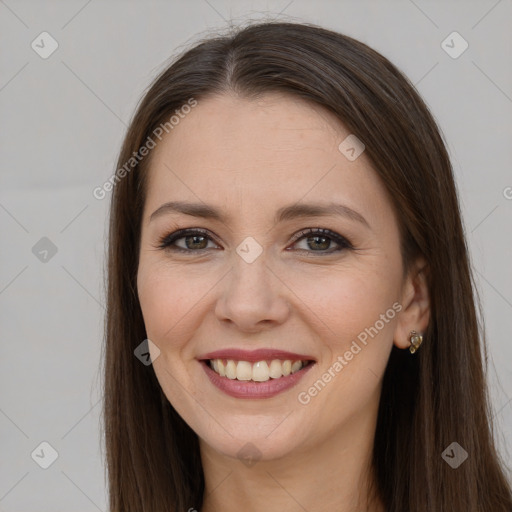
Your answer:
[214,249,291,333]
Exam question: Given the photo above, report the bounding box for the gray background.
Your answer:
[1,0,511,509]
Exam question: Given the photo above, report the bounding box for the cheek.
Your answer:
[137,262,202,349]
[137,264,205,409]
[289,264,400,347]
[292,271,398,429]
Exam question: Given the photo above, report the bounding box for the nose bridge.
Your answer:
[216,241,290,328]
[232,244,271,294]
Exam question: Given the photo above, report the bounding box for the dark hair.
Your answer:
[101,20,512,511]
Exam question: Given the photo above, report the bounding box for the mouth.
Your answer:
[197,349,316,399]
[204,358,315,381]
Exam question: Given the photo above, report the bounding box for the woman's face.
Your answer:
[137,92,418,461]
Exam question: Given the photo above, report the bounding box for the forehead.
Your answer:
[152,92,348,163]
[143,92,393,228]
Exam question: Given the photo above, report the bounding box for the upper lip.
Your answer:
[198,348,316,362]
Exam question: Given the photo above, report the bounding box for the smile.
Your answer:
[207,358,312,381]
[198,348,316,399]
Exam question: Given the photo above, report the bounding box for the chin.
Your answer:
[198,426,304,463]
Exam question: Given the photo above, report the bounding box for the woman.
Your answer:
[101,21,512,511]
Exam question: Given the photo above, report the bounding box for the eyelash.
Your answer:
[155,227,353,256]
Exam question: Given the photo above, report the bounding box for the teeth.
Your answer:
[236,361,252,381]
[291,360,303,373]
[225,360,237,379]
[209,359,309,381]
[252,361,269,382]
[268,359,282,379]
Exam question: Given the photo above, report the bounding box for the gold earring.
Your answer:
[409,330,423,354]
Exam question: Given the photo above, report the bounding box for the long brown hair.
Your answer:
[101,21,512,511]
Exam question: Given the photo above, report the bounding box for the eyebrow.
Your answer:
[149,200,370,228]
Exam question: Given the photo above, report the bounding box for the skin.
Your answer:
[137,92,430,512]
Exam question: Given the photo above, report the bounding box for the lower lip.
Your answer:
[200,360,315,399]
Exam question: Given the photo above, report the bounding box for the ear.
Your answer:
[393,256,430,350]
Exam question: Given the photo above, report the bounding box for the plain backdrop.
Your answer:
[1,0,511,509]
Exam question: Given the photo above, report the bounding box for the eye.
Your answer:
[288,228,353,255]
[156,228,220,253]
[156,227,353,255]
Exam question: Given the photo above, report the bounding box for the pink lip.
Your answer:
[197,348,316,363]
[200,360,315,399]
